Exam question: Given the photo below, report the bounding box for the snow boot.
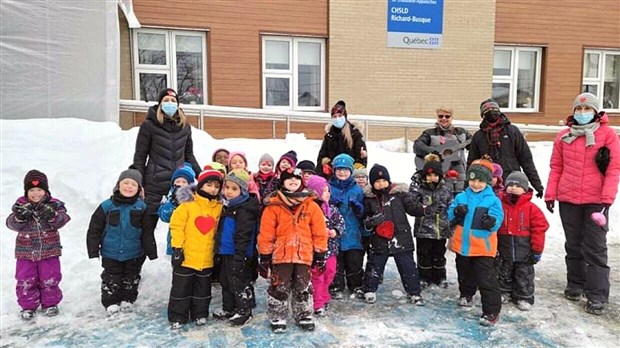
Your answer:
[516,300,532,311]
[479,313,500,326]
[196,317,208,326]
[21,309,35,321]
[420,280,429,290]
[43,305,59,317]
[409,295,425,306]
[501,293,510,304]
[170,322,184,330]
[229,313,252,326]
[585,301,606,315]
[119,301,133,313]
[106,304,120,316]
[297,317,315,331]
[564,288,583,301]
[314,307,326,316]
[213,309,234,320]
[439,280,449,289]
[364,292,377,304]
[270,319,287,333]
[457,296,473,307]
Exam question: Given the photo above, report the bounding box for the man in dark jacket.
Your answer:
[467,99,544,198]
[414,106,471,194]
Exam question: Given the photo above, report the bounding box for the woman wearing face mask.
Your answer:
[131,88,202,229]
[544,92,620,316]
[317,100,367,178]
[467,98,544,199]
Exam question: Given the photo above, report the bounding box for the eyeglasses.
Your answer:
[437,114,452,119]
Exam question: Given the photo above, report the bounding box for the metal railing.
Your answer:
[119,100,620,141]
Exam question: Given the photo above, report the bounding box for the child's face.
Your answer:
[354,175,368,188]
[506,185,525,195]
[321,185,331,202]
[229,155,246,170]
[302,171,313,182]
[373,179,389,190]
[259,161,273,174]
[27,187,46,203]
[279,159,292,171]
[223,181,241,200]
[119,178,139,197]
[214,151,229,166]
[491,177,498,187]
[426,173,439,183]
[283,177,301,192]
[335,168,351,180]
[173,177,189,187]
[469,179,487,193]
[201,180,221,196]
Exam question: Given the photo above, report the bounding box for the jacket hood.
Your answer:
[499,189,534,206]
[364,182,408,198]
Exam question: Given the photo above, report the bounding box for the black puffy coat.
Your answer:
[363,183,420,255]
[467,114,543,193]
[131,106,201,214]
[409,179,454,239]
[317,121,367,174]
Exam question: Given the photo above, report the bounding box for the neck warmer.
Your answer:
[562,121,600,147]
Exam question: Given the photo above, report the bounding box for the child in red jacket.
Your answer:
[497,171,549,311]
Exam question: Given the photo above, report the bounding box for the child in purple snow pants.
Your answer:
[6,170,71,320]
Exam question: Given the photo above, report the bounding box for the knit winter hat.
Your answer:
[212,148,230,162]
[353,167,368,178]
[369,164,391,185]
[259,153,275,166]
[330,100,347,117]
[422,160,443,177]
[332,153,354,172]
[573,92,599,113]
[492,163,503,178]
[206,162,228,176]
[24,169,50,196]
[480,98,500,117]
[157,88,179,106]
[306,174,329,197]
[297,160,316,174]
[197,165,224,188]
[226,169,250,193]
[115,169,143,192]
[171,162,196,185]
[505,171,529,191]
[467,159,493,185]
[280,167,305,191]
[228,151,248,169]
[277,150,298,169]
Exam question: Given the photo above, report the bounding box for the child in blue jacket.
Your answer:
[87,169,157,316]
[158,163,195,255]
[328,154,365,298]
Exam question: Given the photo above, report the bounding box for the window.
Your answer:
[262,36,325,110]
[132,29,206,104]
[582,50,620,112]
[492,46,542,112]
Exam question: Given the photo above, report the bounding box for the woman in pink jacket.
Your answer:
[544,92,620,316]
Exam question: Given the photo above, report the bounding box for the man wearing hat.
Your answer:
[468,98,544,199]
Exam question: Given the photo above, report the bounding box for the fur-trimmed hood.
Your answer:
[363,183,409,198]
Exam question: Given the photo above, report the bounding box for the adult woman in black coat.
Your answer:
[317,100,367,177]
[131,88,201,227]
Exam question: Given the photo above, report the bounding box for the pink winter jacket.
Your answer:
[545,113,620,205]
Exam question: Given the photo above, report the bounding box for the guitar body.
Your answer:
[415,139,471,172]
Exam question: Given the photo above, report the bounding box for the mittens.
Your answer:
[454,205,468,219]
[363,213,386,229]
[545,201,554,213]
[311,252,327,273]
[480,214,496,230]
[37,204,56,221]
[258,254,272,279]
[14,203,34,221]
[171,248,184,268]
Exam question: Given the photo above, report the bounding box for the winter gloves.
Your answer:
[14,202,57,221]
[38,204,57,221]
[363,213,386,230]
[171,248,184,268]
[453,204,468,225]
[535,190,544,199]
[311,252,327,273]
[545,201,554,213]
[258,254,272,279]
[529,253,542,264]
[480,215,496,230]
[14,203,34,221]
[350,199,364,218]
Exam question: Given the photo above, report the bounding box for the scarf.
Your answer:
[561,122,600,147]
[277,190,306,208]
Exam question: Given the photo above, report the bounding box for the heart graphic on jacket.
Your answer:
[194,216,216,235]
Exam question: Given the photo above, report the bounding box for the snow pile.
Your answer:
[0,118,618,346]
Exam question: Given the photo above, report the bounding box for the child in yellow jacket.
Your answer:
[167,164,224,330]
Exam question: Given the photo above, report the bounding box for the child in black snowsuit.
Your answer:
[87,169,157,316]
[361,164,424,305]
[410,159,454,289]
[213,169,261,326]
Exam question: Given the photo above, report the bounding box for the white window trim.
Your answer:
[262,36,325,111]
[132,28,207,104]
[583,49,620,113]
[493,46,542,113]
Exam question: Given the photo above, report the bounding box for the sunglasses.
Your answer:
[437,114,452,119]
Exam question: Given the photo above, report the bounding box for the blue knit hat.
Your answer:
[332,154,354,172]
[171,162,196,185]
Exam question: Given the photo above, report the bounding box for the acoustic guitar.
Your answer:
[415,138,472,172]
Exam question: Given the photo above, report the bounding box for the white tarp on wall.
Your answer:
[0,0,119,122]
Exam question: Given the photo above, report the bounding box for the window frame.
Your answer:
[583,49,620,113]
[132,28,207,104]
[262,36,326,111]
[493,46,542,113]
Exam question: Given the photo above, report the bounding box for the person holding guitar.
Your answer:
[414,106,472,195]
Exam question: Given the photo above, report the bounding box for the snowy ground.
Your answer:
[1,118,619,347]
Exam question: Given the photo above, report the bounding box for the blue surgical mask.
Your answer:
[332,117,346,129]
[161,102,178,117]
[574,111,595,125]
